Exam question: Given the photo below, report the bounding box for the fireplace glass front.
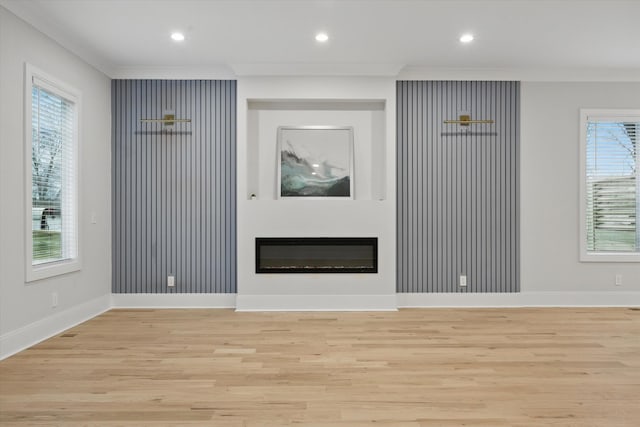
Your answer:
[255,237,377,273]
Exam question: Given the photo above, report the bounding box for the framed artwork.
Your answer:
[277,126,354,199]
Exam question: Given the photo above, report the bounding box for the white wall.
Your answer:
[236,77,396,310]
[0,7,111,354]
[520,82,640,292]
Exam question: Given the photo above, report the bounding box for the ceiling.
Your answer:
[2,0,640,79]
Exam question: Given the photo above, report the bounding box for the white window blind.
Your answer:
[584,115,639,256]
[30,76,78,267]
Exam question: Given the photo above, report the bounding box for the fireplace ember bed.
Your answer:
[255,237,378,273]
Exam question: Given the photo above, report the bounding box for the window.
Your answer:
[25,64,81,281]
[580,109,639,262]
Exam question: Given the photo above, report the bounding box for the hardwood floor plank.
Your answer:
[0,308,638,426]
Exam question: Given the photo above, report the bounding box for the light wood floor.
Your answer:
[1,308,639,426]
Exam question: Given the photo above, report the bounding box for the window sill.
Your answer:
[580,252,640,263]
[26,258,81,283]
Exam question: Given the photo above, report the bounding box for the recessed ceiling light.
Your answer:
[459,34,474,43]
[312,163,320,167]
[171,32,185,42]
[315,33,329,42]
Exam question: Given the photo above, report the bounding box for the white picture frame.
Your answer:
[277,126,354,199]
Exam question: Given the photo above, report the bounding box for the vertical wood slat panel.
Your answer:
[397,81,520,293]
[112,80,237,293]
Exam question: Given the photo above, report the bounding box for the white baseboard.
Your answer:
[397,291,640,307]
[111,293,237,308]
[0,295,111,361]
[3,291,637,360]
[235,294,398,311]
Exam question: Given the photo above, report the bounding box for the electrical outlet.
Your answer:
[52,292,58,308]
[459,275,467,287]
[615,274,622,286]
[167,275,175,287]
[91,212,97,224]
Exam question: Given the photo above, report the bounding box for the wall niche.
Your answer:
[246,99,386,201]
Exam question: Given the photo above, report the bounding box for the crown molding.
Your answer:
[397,66,640,82]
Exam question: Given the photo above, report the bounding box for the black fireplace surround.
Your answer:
[256,237,378,273]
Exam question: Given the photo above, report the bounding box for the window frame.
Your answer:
[24,63,82,282]
[579,108,640,262]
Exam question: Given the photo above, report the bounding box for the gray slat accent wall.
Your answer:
[397,81,520,293]
[112,80,236,293]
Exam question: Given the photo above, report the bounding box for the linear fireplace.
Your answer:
[256,237,378,273]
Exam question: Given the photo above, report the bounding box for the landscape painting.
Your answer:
[277,126,354,198]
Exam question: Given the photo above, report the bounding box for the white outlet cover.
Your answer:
[167,275,175,287]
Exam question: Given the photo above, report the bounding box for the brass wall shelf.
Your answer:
[444,119,495,125]
[444,114,494,126]
[140,119,191,123]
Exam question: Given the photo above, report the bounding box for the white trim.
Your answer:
[580,252,640,262]
[397,292,640,308]
[111,65,236,80]
[397,67,640,82]
[81,65,640,81]
[235,294,397,311]
[25,63,83,282]
[0,295,110,361]
[579,109,640,263]
[231,62,404,77]
[3,292,639,360]
[111,293,237,308]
